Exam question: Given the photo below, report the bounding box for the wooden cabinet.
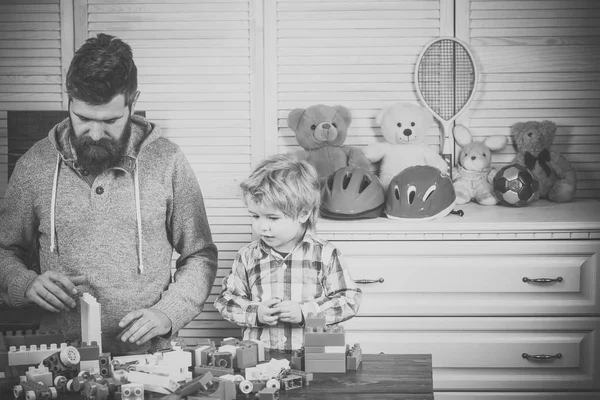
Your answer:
[316,200,600,399]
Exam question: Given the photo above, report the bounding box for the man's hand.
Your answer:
[25,272,87,312]
[118,309,172,346]
[257,298,281,326]
[271,300,303,324]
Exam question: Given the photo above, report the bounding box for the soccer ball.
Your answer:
[493,164,539,207]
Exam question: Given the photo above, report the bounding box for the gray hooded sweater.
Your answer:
[0,114,218,355]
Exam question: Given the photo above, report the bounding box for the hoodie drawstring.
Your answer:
[50,153,61,253]
[134,159,144,274]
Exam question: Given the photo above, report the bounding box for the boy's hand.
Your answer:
[257,298,281,326]
[272,300,303,324]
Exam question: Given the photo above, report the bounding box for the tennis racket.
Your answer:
[415,37,478,172]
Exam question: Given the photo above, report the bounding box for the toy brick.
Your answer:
[98,353,111,378]
[79,360,100,374]
[304,313,326,330]
[303,331,345,347]
[74,341,101,361]
[13,380,58,400]
[290,350,304,371]
[2,331,26,347]
[304,346,324,353]
[200,346,216,366]
[346,343,362,371]
[220,338,240,346]
[81,293,103,354]
[211,351,233,369]
[127,371,181,393]
[256,386,279,400]
[24,330,65,347]
[281,374,303,392]
[82,380,110,400]
[247,339,265,362]
[287,369,312,386]
[121,383,144,400]
[305,359,346,373]
[235,343,258,370]
[208,378,236,400]
[193,365,234,377]
[25,365,52,386]
[304,352,345,360]
[159,347,192,369]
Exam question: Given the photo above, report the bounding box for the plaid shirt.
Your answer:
[214,231,362,351]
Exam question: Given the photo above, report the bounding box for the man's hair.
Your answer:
[241,154,321,231]
[66,33,138,107]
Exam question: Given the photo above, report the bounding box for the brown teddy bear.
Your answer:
[511,120,577,202]
[452,125,507,205]
[287,104,370,184]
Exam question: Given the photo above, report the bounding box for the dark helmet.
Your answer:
[320,167,385,220]
[385,165,456,220]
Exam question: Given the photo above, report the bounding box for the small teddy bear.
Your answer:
[452,125,507,205]
[362,102,449,190]
[511,120,577,203]
[287,104,370,185]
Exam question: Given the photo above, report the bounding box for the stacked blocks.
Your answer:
[98,353,111,378]
[42,346,80,380]
[13,380,58,400]
[346,343,363,371]
[303,313,346,373]
[25,366,53,387]
[235,341,259,370]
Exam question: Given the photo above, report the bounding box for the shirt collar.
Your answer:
[256,229,319,259]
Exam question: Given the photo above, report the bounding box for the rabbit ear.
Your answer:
[485,135,508,152]
[453,125,473,147]
[287,108,306,131]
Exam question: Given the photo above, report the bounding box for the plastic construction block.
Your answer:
[193,365,234,377]
[304,352,345,360]
[158,347,192,369]
[98,353,111,378]
[256,386,279,400]
[25,366,52,387]
[220,337,240,346]
[235,342,258,370]
[281,374,303,392]
[42,346,80,379]
[81,380,109,400]
[24,330,65,347]
[304,359,345,373]
[211,351,233,369]
[303,326,345,347]
[290,350,304,371]
[2,331,26,347]
[346,343,362,371]
[247,339,265,362]
[8,343,71,366]
[71,341,100,362]
[127,371,181,393]
[199,346,217,366]
[287,369,313,386]
[121,383,144,400]
[304,313,326,330]
[13,380,58,400]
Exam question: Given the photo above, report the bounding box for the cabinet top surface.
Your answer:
[317,200,600,236]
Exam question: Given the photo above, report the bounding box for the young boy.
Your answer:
[214,154,362,351]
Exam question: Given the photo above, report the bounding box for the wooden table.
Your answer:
[282,354,433,400]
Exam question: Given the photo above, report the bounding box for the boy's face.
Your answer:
[247,199,309,253]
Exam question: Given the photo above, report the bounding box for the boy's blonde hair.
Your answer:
[241,154,321,231]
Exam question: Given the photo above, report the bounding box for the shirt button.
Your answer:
[82,169,89,176]
[95,186,104,195]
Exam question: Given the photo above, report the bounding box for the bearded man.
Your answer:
[0,33,218,355]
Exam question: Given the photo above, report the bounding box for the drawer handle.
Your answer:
[355,278,384,284]
[522,352,562,361]
[522,277,563,284]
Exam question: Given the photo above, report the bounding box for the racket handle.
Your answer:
[441,140,453,180]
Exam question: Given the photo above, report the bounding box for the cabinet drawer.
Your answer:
[336,240,600,316]
[343,316,600,391]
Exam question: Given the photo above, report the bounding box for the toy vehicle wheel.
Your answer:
[25,390,36,400]
[266,379,280,390]
[13,385,23,398]
[239,380,254,394]
[49,387,58,399]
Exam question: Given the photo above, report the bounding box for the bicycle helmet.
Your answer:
[386,165,456,220]
[321,167,385,220]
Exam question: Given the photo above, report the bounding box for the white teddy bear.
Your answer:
[362,102,449,190]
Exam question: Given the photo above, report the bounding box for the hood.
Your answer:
[48,114,161,173]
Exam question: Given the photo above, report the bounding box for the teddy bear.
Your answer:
[362,102,449,190]
[452,125,507,205]
[511,120,577,203]
[287,104,370,184]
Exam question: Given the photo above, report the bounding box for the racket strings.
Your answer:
[418,39,475,121]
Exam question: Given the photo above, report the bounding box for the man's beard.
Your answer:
[71,120,131,176]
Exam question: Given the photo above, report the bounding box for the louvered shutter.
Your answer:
[86,0,255,341]
[459,0,600,199]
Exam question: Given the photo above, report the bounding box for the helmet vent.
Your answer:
[342,172,352,189]
[394,185,400,200]
[358,176,371,194]
[327,174,335,191]
[407,185,416,204]
[424,185,436,201]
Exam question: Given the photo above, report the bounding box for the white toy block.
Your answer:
[324,346,347,353]
[121,383,144,400]
[217,345,237,359]
[157,347,192,368]
[248,339,265,362]
[127,371,180,393]
[79,360,100,374]
[26,366,52,387]
[81,293,102,353]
